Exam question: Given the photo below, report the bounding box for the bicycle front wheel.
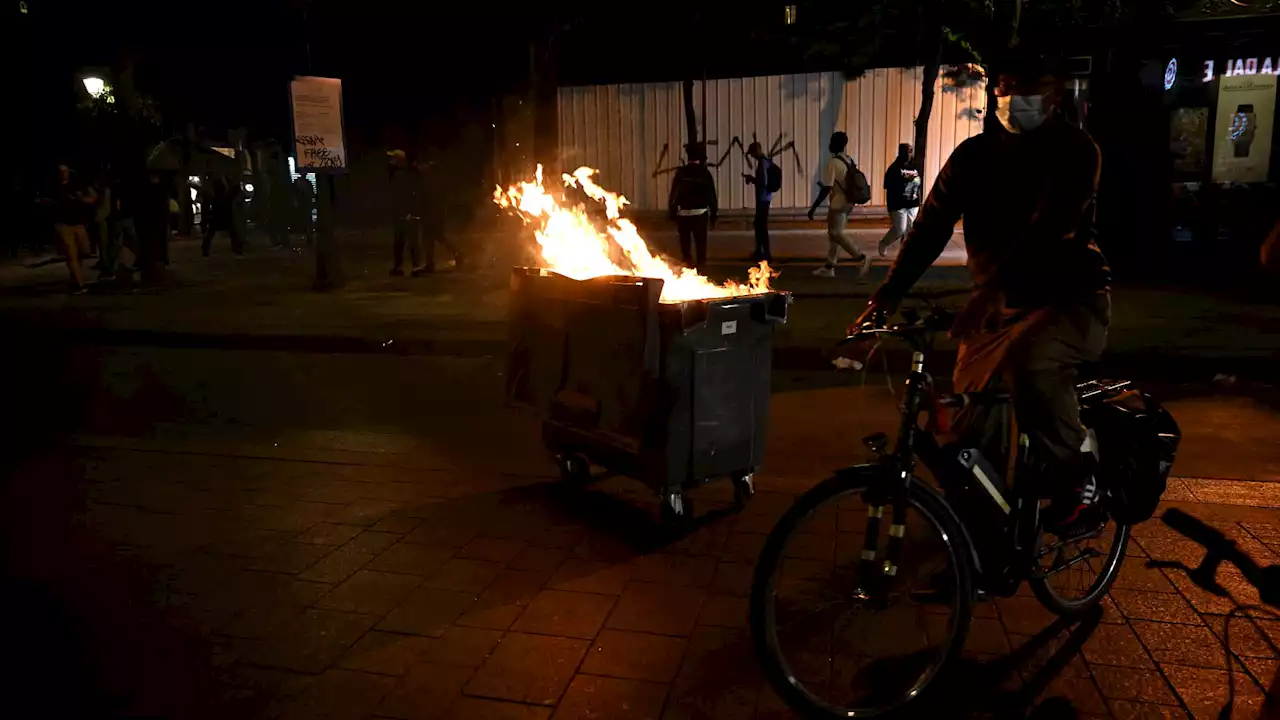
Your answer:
[750,471,975,719]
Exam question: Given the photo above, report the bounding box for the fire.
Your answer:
[495,165,776,304]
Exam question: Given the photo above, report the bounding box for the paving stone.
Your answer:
[551,674,667,720]
[995,596,1059,636]
[421,626,504,668]
[296,522,365,546]
[511,589,618,639]
[1112,561,1180,593]
[548,559,634,595]
[709,563,754,598]
[1107,700,1191,719]
[606,583,707,637]
[1110,589,1204,625]
[366,541,456,576]
[1160,661,1269,720]
[458,536,527,564]
[369,514,425,534]
[424,558,505,594]
[580,629,687,683]
[276,668,395,720]
[247,541,335,574]
[444,697,552,720]
[1090,667,1180,705]
[237,608,379,673]
[376,662,474,719]
[315,570,423,616]
[338,631,435,676]
[299,546,376,584]
[1081,623,1156,669]
[465,632,589,706]
[1036,675,1109,716]
[378,587,476,638]
[508,546,571,573]
[629,555,716,588]
[342,530,404,556]
[456,569,550,631]
[1132,620,1228,668]
[694,595,748,629]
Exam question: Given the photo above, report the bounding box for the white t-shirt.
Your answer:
[822,153,855,210]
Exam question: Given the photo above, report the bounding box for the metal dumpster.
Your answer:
[506,268,790,522]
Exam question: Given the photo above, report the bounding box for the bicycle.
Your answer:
[749,300,1179,718]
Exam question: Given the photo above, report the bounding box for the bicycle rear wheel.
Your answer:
[1030,515,1130,616]
[750,471,975,718]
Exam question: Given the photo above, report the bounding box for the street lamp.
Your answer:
[82,76,107,98]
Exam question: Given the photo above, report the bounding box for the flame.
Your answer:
[495,165,776,304]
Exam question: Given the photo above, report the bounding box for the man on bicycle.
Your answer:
[858,50,1111,536]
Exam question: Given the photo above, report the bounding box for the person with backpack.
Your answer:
[742,141,780,263]
[807,131,873,278]
[668,142,718,271]
[879,143,922,257]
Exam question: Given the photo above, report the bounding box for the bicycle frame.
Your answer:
[853,348,1048,599]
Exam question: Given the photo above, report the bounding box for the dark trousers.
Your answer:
[677,213,709,270]
[421,214,463,271]
[392,217,423,271]
[753,201,772,260]
[202,218,243,256]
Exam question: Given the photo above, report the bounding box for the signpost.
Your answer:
[290,76,346,290]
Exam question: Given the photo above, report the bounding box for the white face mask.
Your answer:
[995,94,1048,133]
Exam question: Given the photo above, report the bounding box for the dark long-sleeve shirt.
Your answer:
[879,120,1110,310]
[668,162,718,223]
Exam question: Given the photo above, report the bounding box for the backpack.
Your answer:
[765,161,783,193]
[834,155,872,205]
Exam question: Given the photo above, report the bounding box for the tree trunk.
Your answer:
[914,61,939,177]
[682,79,698,152]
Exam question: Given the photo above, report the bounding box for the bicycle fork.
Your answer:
[856,352,928,597]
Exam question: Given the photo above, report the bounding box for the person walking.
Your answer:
[200,175,243,256]
[878,143,922,257]
[418,153,465,273]
[89,172,111,265]
[668,142,718,271]
[742,141,774,263]
[292,175,315,246]
[40,163,96,293]
[807,132,872,278]
[388,149,425,276]
[136,173,172,287]
[107,171,141,280]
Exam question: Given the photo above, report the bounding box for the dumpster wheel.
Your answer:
[660,490,692,525]
[733,473,756,508]
[556,453,592,486]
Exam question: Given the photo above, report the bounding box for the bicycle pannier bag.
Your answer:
[1081,387,1181,524]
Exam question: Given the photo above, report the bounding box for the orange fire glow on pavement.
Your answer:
[494,165,775,304]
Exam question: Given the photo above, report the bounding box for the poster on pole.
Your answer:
[1211,73,1276,184]
[290,76,347,171]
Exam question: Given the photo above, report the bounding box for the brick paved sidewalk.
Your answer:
[8,382,1278,720]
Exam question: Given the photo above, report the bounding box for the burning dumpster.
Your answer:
[497,166,789,522]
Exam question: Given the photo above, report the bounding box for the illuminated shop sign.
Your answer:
[1201,56,1280,82]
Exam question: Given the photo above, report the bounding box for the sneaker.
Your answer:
[854,253,873,279]
[1044,474,1102,536]
[812,264,836,278]
[878,241,891,258]
[410,266,434,277]
[70,285,89,295]
[389,267,405,277]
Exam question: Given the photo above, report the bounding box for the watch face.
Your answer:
[1229,112,1250,140]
